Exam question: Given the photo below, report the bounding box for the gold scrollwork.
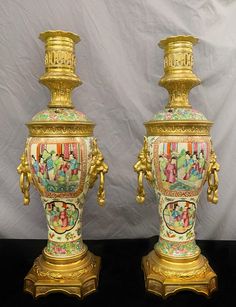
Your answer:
[153,259,210,280]
[32,258,94,280]
[88,139,108,206]
[17,148,32,205]
[27,122,94,137]
[134,137,153,203]
[45,50,76,69]
[145,121,212,136]
[164,52,193,69]
[206,148,220,204]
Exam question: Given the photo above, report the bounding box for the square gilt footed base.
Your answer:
[24,249,101,299]
[142,250,217,298]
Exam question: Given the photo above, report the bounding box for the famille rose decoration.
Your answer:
[134,35,220,297]
[17,30,108,298]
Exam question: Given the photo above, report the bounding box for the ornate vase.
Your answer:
[17,30,108,299]
[134,35,220,297]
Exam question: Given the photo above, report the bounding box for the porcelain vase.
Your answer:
[134,35,220,298]
[17,30,108,299]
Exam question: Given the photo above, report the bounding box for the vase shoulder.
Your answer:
[31,108,92,123]
[145,108,212,137]
[152,108,208,122]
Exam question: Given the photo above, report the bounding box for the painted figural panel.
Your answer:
[45,201,79,235]
[151,136,211,197]
[28,137,93,198]
[163,200,196,235]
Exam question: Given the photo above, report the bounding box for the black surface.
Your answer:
[0,238,235,307]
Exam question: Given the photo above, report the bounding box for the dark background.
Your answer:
[0,238,234,307]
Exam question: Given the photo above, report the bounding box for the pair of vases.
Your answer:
[17,30,219,299]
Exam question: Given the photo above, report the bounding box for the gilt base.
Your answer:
[142,250,217,298]
[24,248,101,299]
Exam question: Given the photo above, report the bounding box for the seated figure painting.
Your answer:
[163,201,196,234]
[158,142,209,191]
[45,201,79,234]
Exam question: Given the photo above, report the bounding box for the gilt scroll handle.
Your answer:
[206,147,220,204]
[134,137,153,204]
[17,148,32,206]
[89,139,108,206]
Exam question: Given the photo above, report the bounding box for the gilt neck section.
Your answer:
[158,35,200,109]
[39,30,82,109]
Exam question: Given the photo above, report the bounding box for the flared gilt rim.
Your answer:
[39,30,80,43]
[159,35,198,49]
[27,121,95,137]
[144,120,213,136]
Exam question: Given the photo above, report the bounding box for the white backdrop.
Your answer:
[0,0,235,240]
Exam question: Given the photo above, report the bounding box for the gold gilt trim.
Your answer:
[206,147,220,204]
[27,121,95,137]
[88,139,109,206]
[24,250,101,299]
[39,30,80,43]
[39,30,82,108]
[145,121,213,136]
[17,146,32,205]
[142,251,217,298]
[158,35,200,109]
[133,137,153,203]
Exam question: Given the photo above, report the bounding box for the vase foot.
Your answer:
[142,250,217,298]
[24,248,101,299]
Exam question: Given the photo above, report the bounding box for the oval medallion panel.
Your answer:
[45,201,79,234]
[163,201,196,234]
